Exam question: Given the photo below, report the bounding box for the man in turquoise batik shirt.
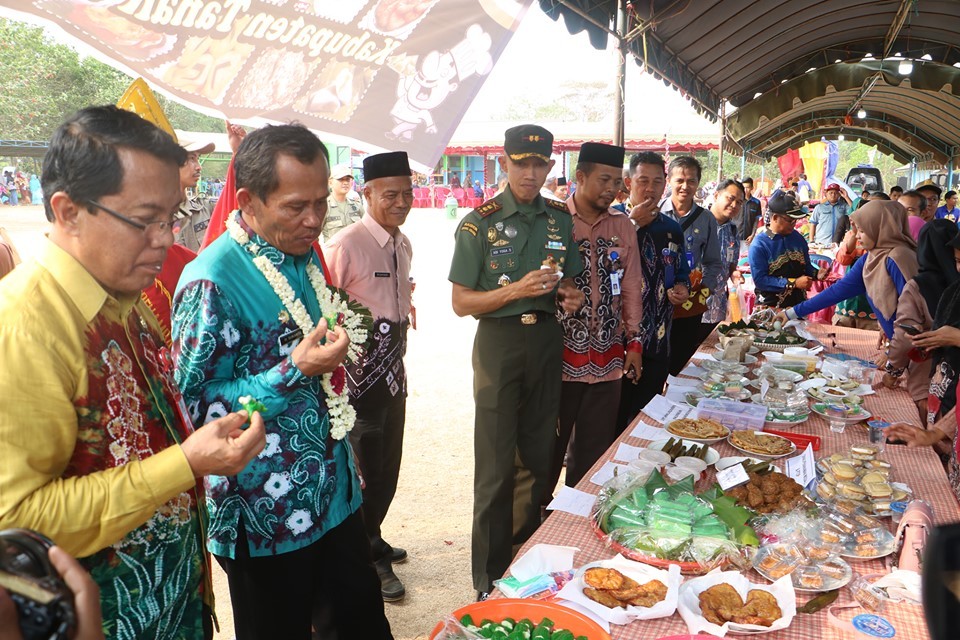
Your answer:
[173,124,392,640]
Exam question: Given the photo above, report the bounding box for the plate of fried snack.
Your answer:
[556,555,682,625]
[677,570,796,635]
[728,431,796,459]
[722,470,812,514]
[667,418,731,444]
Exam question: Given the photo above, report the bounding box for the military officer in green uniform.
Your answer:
[449,124,585,598]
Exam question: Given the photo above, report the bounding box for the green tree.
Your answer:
[0,17,223,145]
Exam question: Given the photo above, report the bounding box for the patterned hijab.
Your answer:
[850,200,918,320]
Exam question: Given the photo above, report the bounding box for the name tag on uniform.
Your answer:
[491,246,513,256]
[374,271,390,277]
[610,271,621,296]
[278,327,304,356]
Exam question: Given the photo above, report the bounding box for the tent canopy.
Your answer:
[540,0,960,164]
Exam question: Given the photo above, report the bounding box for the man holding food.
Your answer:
[748,191,825,309]
[549,142,643,491]
[173,124,392,639]
[0,106,266,639]
[449,124,584,599]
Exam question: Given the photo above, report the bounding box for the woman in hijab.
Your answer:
[29,174,41,205]
[781,200,919,339]
[888,266,960,502]
[884,219,959,420]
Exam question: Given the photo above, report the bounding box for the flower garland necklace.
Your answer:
[226,211,369,440]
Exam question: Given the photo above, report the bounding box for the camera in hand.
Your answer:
[0,529,76,640]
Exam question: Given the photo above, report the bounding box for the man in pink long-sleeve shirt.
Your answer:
[323,151,413,603]
[547,142,643,493]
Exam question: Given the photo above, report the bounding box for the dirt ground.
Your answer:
[0,204,485,639]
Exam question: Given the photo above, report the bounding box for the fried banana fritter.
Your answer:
[583,567,625,590]
[698,584,782,627]
[698,583,744,625]
[582,568,668,609]
[732,589,782,627]
[583,587,625,608]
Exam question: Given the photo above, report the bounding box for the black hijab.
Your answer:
[914,219,960,318]
[929,278,960,419]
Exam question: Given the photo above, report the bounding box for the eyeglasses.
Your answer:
[87,201,174,236]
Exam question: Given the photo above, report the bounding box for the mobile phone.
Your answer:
[897,323,922,336]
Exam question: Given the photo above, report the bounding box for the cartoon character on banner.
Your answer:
[387,24,493,142]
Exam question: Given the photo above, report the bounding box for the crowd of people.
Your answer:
[0,108,405,640]
[1,169,40,206]
[5,105,960,640]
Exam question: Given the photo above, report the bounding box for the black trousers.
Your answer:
[547,379,622,494]
[349,391,406,561]
[697,321,719,346]
[669,314,707,376]
[215,511,392,640]
[616,356,671,431]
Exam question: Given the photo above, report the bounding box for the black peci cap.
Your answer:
[363,151,411,182]
[578,142,625,168]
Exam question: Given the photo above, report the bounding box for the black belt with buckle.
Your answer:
[481,311,553,325]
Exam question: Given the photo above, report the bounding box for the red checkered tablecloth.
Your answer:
[505,324,959,639]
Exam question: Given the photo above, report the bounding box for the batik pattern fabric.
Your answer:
[562,237,625,380]
[323,214,412,402]
[703,221,738,323]
[173,223,361,560]
[559,206,642,383]
[0,241,206,640]
[347,320,407,400]
[75,311,205,640]
[625,211,691,362]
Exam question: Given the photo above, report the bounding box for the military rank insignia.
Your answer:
[476,200,503,218]
[545,199,569,213]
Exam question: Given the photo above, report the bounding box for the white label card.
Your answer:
[589,461,628,486]
[630,422,667,441]
[614,443,644,462]
[546,486,598,517]
[643,395,695,423]
[666,374,700,388]
[716,463,751,490]
[679,364,707,378]
[784,444,817,489]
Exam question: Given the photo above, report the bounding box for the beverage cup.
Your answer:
[867,420,889,452]
[826,404,847,434]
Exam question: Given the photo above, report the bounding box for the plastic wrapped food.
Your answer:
[594,470,756,573]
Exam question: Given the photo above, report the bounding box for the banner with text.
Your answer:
[4,0,531,171]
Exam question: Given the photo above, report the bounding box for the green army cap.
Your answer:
[504,124,553,163]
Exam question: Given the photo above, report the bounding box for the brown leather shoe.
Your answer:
[376,558,405,602]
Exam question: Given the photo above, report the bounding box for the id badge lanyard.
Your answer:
[609,250,623,296]
[685,234,696,271]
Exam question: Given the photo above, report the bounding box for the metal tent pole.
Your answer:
[614,0,627,147]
